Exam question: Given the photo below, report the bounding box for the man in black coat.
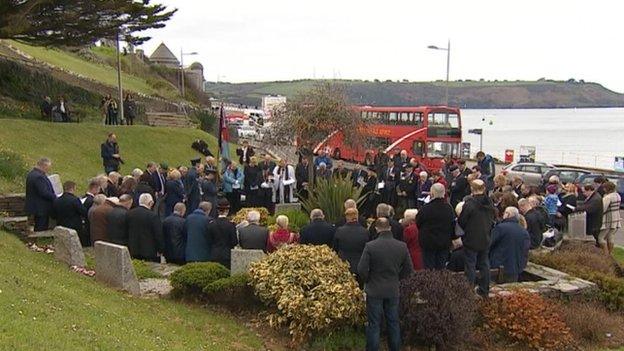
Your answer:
[244,158,262,207]
[333,208,368,275]
[127,193,164,262]
[358,218,414,351]
[519,198,547,249]
[206,200,238,268]
[81,179,102,246]
[238,210,269,251]
[162,202,187,264]
[449,165,469,209]
[576,184,604,243]
[335,199,367,227]
[259,154,276,173]
[25,158,57,232]
[416,183,455,270]
[380,159,399,207]
[106,195,133,246]
[368,203,403,241]
[101,133,121,173]
[52,181,87,235]
[458,180,496,297]
[184,163,203,213]
[295,157,311,200]
[236,140,255,165]
[300,209,336,246]
[396,164,417,214]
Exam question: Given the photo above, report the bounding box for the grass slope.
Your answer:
[8,41,180,100]
[0,231,262,350]
[0,120,224,194]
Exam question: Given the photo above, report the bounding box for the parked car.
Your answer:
[237,125,257,138]
[501,162,554,186]
[543,167,591,185]
[575,174,624,207]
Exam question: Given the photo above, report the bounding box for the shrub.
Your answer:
[132,259,163,279]
[248,245,364,343]
[192,110,217,133]
[202,273,259,310]
[559,302,622,343]
[300,176,363,224]
[169,262,229,297]
[231,207,271,226]
[530,241,617,277]
[399,270,478,349]
[481,290,574,350]
[308,327,365,351]
[203,273,249,294]
[0,149,28,181]
[267,208,309,233]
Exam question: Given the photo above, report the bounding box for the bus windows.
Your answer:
[426,141,459,158]
[368,136,391,150]
[413,112,423,126]
[428,112,459,128]
[396,112,424,126]
[412,140,424,156]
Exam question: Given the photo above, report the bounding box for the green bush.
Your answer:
[0,149,28,181]
[169,262,229,297]
[309,327,365,351]
[203,273,249,295]
[300,176,363,224]
[202,273,259,310]
[249,245,365,344]
[192,110,217,133]
[132,259,163,279]
[268,208,310,233]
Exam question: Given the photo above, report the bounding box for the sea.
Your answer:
[461,108,624,171]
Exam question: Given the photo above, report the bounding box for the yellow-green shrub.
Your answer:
[248,245,365,343]
[231,207,271,226]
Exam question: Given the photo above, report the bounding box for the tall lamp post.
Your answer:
[427,39,451,106]
[180,48,198,98]
[116,31,125,121]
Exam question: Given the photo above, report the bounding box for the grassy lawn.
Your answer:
[0,119,228,194]
[8,41,179,99]
[0,231,263,350]
[613,246,624,266]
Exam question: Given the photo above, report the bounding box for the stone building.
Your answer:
[149,42,180,68]
[186,62,205,92]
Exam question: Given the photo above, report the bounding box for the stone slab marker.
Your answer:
[567,212,586,238]
[231,248,266,275]
[94,241,140,296]
[275,202,302,214]
[53,226,86,267]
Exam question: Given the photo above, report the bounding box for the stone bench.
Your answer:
[94,241,140,296]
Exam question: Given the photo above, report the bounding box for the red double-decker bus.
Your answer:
[313,105,462,171]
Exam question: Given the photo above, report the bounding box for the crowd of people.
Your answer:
[22,133,622,351]
[101,94,137,125]
[40,95,71,122]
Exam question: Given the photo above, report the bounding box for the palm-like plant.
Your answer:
[300,175,365,224]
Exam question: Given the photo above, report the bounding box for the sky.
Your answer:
[141,0,624,93]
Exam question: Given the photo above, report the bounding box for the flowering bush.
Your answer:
[248,245,364,343]
[481,290,574,350]
[399,270,477,349]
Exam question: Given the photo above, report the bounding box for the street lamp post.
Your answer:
[427,39,451,106]
[116,31,124,122]
[180,48,198,98]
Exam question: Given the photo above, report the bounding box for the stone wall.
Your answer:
[0,194,26,217]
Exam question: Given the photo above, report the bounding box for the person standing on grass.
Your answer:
[25,157,56,232]
[101,133,121,173]
[106,195,133,246]
[162,202,187,264]
[458,179,496,298]
[358,218,414,351]
[123,94,137,125]
[184,201,213,262]
[206,199,238,269]
[333,208,369,275]
[416,183,455,270]
[599,182,621,255]
[127,193,164,262]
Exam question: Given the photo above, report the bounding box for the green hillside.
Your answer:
[206,79,624,108]
[0,231,262,350]
[0,120,223,194]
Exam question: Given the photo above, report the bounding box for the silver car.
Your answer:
[501,162,554,186]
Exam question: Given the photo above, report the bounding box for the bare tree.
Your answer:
[268,82,366,187]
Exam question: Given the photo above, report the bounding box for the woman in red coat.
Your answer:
[266,214,299,253]
[402,209,424,270]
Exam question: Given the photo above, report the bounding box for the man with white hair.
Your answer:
[314,149,333,169]
[369,203,403,241]
[518,197,546,249]
[416,171,432,209]
[315,162,332,181]
[402,209,423,270]
[127,193,164,262]
[335,199,367,227]
[458,179,496,297]
[238,210,269,251]
[489,207,531,283]
[25,157,56,231]
[300,209,336,246]
[416,183,455,270]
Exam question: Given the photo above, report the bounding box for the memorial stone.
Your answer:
[53,226,86,267]
[94,241,140,296]
[231,248,266,275]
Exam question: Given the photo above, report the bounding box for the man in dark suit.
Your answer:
[106,195,133,246]
[295,157,311,200]
[162,202,187,264]
[52,181,87,234]
[207,199,238,269]
[381,159,399,207]
[25,158,57,232]
[145,162,162,194]
[335,199,367,227]
[449,165,469,209]
[238,210,269,251]
[333,208,368,275]
[300,209,336,246]
[101,133,121,173]
[184,162,203,213]
[368,203,403,241]
[576,184,604,244]
[81,179,102,246]
[127,193,164,262]
[185,201,213,262]
[236,140,255,165]
[358,218,414,351]
[259,154,276,173]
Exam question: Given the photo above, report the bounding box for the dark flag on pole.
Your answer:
[218,104,230,163]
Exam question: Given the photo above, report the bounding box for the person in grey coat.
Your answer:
[238,210,269,251]
[358,218,414,351]
[333,208,368,275]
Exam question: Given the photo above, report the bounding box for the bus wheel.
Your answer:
[332,148,341,159]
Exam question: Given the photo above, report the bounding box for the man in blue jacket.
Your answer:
[476,151,495,190]
[314,149,333,170]
[25,158,57,231]
[185,201,213,262]
[489,207,531,283]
